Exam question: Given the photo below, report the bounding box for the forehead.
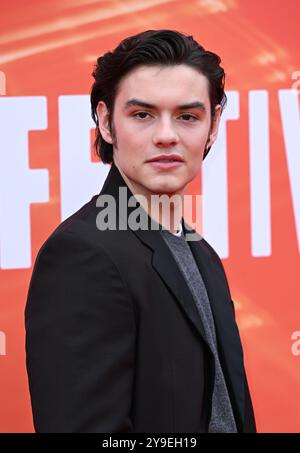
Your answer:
[115,64,210,107]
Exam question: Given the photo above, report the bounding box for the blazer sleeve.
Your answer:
[25,230,136,433]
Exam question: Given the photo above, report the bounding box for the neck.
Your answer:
[116,165,184,235]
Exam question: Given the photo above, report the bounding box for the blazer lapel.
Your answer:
[186,224,246,430]
[134,226,209,347]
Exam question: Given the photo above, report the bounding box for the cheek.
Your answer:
[184,136,206,160]
[182,123,209,144]
[117,122,144,149]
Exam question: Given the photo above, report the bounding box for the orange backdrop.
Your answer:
[0,0,300,433]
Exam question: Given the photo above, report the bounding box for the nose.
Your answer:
[152,116,179,147]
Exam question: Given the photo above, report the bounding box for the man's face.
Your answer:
[97,64,221,199]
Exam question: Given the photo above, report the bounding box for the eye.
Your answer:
[132,111,152,120]
[179,113,198,122]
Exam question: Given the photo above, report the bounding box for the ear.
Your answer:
[96,101,113,144]
[206,104,222,149]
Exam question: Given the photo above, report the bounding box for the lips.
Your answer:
[154,159,177,162]
[146,155,184,171]
[146,154,184,163]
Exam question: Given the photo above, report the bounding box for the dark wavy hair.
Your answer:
[91,29,227,163]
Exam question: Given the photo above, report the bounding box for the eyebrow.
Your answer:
[124,98,206,112]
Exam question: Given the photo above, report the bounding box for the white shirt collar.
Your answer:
[172,219,183,237]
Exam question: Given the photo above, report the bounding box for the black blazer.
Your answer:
[25,163,256,433]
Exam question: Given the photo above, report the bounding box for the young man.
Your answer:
[25,29,256,433]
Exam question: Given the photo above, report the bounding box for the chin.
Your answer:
[150,183,184,196]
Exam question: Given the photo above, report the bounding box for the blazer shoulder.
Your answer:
[198,236,233,299]
[34,193,106,258]
[32,223,118,282]
[43,193,99,239]
[199,236,224,267]
[26,213,135,323]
